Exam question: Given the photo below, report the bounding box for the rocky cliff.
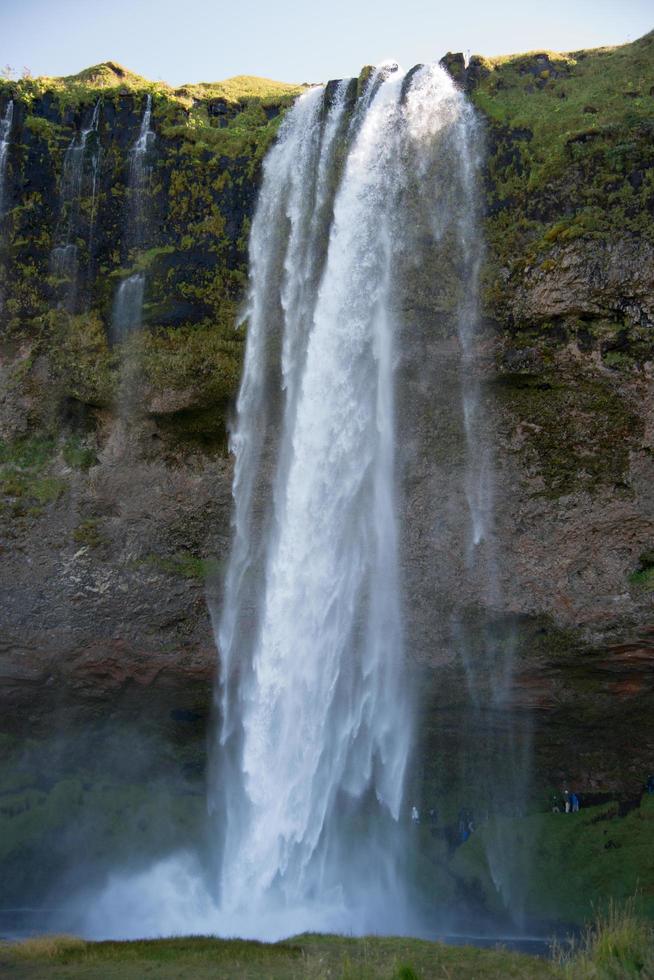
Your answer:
[0,33,653,916]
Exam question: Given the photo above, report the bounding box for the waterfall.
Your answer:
[51,101,101,312]
[406,74,530,925]
[0,98,13,313]
[74,61,505,945]
[111,95,154,341]
[127,93,154,250]
[0,99,13,222]
[211,63,473,940]
[111,272,146,341]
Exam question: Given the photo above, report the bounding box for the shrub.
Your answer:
[559,899,654,978]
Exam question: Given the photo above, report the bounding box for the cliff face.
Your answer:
[0,67,303,746]
[469,31,654,793]
[0,36,653,803]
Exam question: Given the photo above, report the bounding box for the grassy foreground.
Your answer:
[0,900,654,980]
[3,907,654,980]
[0,933,556,979]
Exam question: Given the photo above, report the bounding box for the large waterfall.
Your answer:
[210,62,477,939]
[77,61,497,943]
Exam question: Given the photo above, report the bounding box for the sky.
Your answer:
[1,0,652,87]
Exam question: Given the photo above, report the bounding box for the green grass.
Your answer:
[450,796,654,926]
[175,74,305,106]
[0,60,303,110]
[6,911,652,979]
[472,30,654,186]
[0,933,558,979]
[556,900,654,978]
[471,28,654,291]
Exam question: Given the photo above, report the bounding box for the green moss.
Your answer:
[0,436,55,468]
[72,518,106,549]
[51,311,116,406]
[629,550,654,590]
[472,30,654,281]
[23,113,65,151]
[0,435,67,510]
[494,369,639,497]
[137,321,243,409]
[144,550,221,581]
[62,435,97,471]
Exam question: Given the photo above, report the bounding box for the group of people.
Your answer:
[551,789,581,813]
[411,775,654,837]
[411,805,441,826]
[410,804,475,843]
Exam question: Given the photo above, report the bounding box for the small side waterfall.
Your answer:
[127,93,155,249]
[51,101,101,312]
[0,98,14,313]
[111,272,146,341]
[211,63,475,940]
[111,95,154,341]
[0,99,14,222]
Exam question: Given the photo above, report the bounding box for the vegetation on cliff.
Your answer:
[0,62,303,471]
[469,29,654,258]
[450,31,654,514]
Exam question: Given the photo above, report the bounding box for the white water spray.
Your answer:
[212,63,471,939]
[76,63,483,943]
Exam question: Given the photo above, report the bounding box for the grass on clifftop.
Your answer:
[176,74,305,106]
[1,61,304,109]
[472,29,654,156]
[470,28,654,266]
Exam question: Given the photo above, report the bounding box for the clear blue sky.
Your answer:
[2,0,652,86]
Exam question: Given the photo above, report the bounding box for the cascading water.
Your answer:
[111,95,155,341]
[51,101,101,312]
[127,93,155,248]
[0,98,14,313]
[74,61,499,944]
[392,73,531,927]
[449,102,532,928]
[210,63,477,940]
[111,273,146,341]
[0,99,14,222]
